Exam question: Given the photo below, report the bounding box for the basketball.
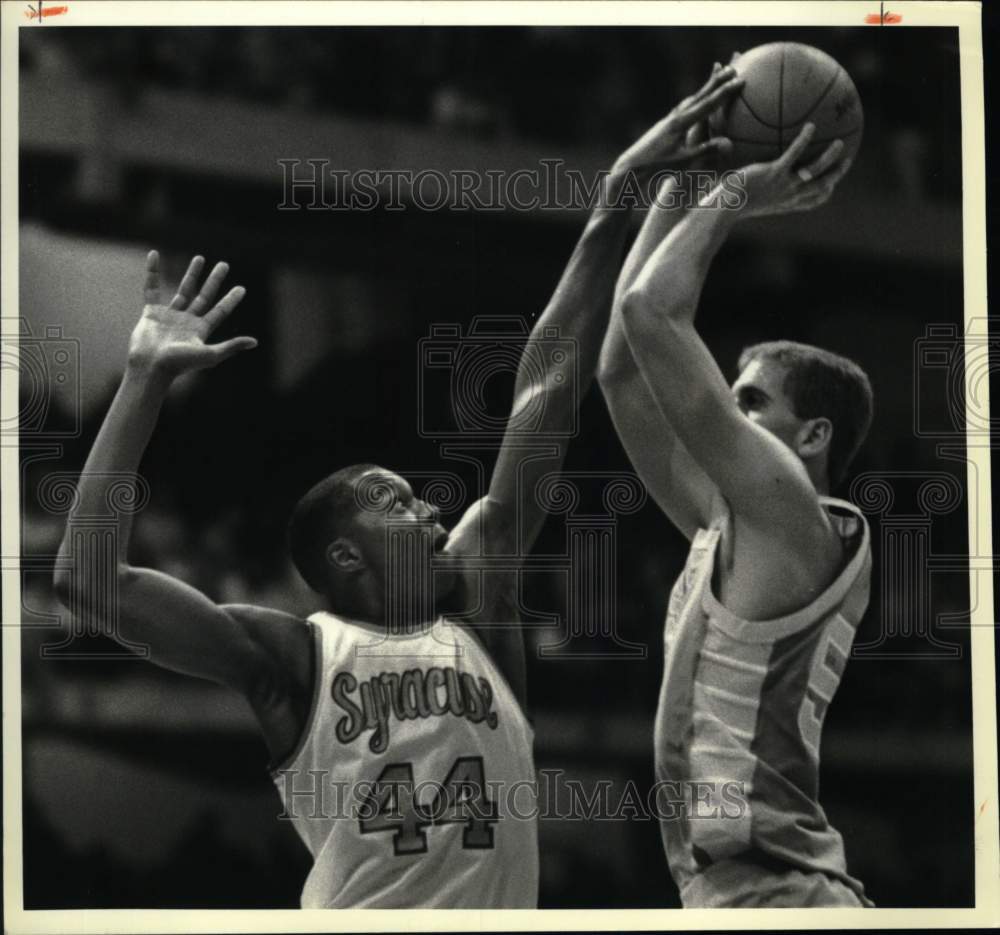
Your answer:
[718,42,864,170]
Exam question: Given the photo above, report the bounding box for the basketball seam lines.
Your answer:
[724,128,862,145]
[736,93,782,130]
[733,63,857,142]
[795,66,845,126]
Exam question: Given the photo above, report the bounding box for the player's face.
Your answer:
[732,359,805,451]
[350,470,456,594]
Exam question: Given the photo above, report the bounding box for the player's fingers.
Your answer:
[799,156,852,199]
[187,261,230,316]
[824,153,854,188]
[684,77,744,126]
[206,335,258,366]
[790,179,837,213]
[796,139,845,184]
[686,135,733,163]
[202,285,246,331]
[685,118,707,150]
[657,134,731,168]
[706,63,723,122]
[730,50,742,64]
[168,255,205,310]
[777,122,816,170]
[144,250,161,306]
[693,63,736,101]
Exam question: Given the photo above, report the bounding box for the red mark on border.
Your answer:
[25,2,69,20]
[865,5,902,24]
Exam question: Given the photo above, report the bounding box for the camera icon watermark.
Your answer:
[913,320,999,441]
[418,318,578,439]
[1,318,81,439]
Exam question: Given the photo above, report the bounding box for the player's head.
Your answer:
[287,464,453,616]
[734,341,873,490]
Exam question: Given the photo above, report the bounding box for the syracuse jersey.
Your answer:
[272,612,538,908]
[654,496,873,907]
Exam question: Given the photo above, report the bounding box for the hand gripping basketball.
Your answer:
[612,64,744,178]
[734,122,854,219]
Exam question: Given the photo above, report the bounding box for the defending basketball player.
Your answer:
[53,64,744,909]
[598,66,875,906]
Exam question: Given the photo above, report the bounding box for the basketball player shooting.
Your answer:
[52,65,743,909]
[598,62,876,907]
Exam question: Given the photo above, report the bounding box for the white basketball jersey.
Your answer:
[654,497,872,906]
[272,612,539,908]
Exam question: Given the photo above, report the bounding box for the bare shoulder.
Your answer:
[733,492,840,565]
[222,604,309,641]
[721,491,844,620]
[221,604,314,698]
[218,604,316,767]
[222,603,307,629]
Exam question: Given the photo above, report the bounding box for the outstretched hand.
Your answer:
[734,122,853,219]
[129,251,257,377]
[612,64,743,177]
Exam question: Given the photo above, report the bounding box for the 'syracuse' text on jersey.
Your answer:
[654,496,872,906]
[272,612,538,908]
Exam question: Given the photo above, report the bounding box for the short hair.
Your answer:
[737,341,874,488]
[287,463,380,594]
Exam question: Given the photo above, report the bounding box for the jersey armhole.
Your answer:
[450,617,534,741]
[268,620,324,777]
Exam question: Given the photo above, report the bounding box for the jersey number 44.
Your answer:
[359,756,499,855]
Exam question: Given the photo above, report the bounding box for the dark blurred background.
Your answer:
[17,25,975,909]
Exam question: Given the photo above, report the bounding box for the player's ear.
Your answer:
[797,417,833,460]
[327,537,364,572]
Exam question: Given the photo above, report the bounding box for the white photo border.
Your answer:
[1,1,995,931]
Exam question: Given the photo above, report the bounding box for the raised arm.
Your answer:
[619,124,852,539]
[477,74,741,555]
[445,169,634,706]
[477,170,631,554]
[445,103,735,700]
[52,253,301,758]
[599,63,743,539]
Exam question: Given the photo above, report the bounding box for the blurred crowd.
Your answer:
[20,25,958,199]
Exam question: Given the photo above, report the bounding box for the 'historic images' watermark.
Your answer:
[278,160,748,213]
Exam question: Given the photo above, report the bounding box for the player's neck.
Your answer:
[327,574,383,625]
[434,581,466,618]
[330,576,441,630]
